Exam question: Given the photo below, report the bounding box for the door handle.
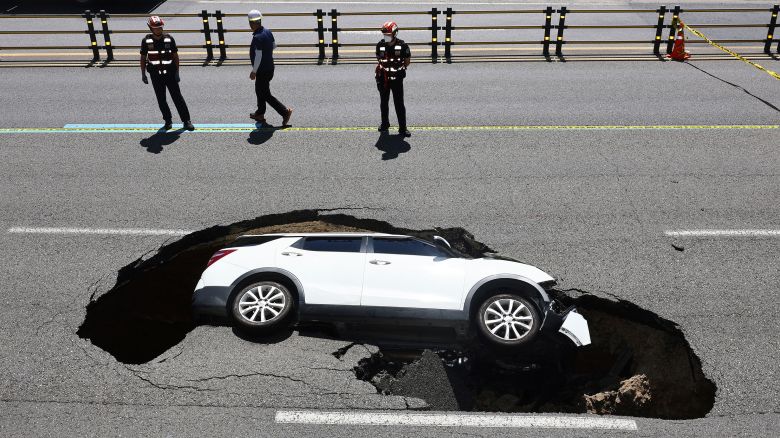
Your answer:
[369,260,391,265]
[281,251,302,257]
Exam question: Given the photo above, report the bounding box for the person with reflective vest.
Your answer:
[376,21,411,137]
[140,16,194,131]
[248,9,293,127]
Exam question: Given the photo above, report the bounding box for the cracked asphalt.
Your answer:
[2,1,780,435]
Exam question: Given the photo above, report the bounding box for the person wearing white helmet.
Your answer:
[248,9,293,127]
[376,20,411,137]
[139,16,194,131]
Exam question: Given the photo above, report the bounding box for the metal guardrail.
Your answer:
[0,5,778,64]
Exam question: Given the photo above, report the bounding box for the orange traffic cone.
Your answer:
[667,21,691,61]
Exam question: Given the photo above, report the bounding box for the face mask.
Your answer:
[383,35,393,43]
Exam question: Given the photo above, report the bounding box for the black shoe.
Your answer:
[184,121,195,131]
[399,128,411,137]
[162,121,173,130]
[378,124,390,132]
[282,108,293,127]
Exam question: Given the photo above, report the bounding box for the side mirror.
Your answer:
[433,235,452,249]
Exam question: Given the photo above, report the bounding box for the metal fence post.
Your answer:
[444,7,453,61]
[330,9,339,60]
[214,10,227,60]
[83,10,100,62]
[555,6,567,57]
[200,10,213,62]
[543,6,553,57]
[666,5,681,54]
[765,4,779,54]
[431,7,439,62]
[316,9,326,61]
[653,5,667,55]
[98,10,113,61]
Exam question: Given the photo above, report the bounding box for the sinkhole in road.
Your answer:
[77,209,714,419]
[351,292,716,419]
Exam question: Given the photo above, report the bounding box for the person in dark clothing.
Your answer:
[376,20,411,137]
[140,16,193,131]
[248,9,293,127]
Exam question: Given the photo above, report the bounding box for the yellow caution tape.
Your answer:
[684,23,780,81]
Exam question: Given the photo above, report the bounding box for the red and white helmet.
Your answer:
[147,16,164,29]
[381,21,398,35]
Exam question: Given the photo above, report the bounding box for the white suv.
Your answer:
[192,233,590,348]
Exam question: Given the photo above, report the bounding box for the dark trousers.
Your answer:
[150,71,190,123]
[255,69,287,117]
[377,79,406,129]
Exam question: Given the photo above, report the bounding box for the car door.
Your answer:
[361,237,465,310]
[275,236,366,306]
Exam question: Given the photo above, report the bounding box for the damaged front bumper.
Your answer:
[542,301,592,347]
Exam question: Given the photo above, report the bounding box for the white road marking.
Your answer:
[665,229,780,237]
[199,0,768,4]
[7,227,192,236]
[274,410,638,430]
[199,1,642,5]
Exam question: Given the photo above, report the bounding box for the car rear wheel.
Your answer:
[230,281,293,331]
[477,294,539,347]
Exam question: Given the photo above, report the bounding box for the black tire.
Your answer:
[230,281,293,332]
[476,293,540,347]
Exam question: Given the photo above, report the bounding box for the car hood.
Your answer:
[468,257,555,284]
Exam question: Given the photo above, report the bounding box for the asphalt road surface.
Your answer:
[1,1,780,437]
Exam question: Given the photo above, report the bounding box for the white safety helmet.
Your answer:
[248,10,263,22]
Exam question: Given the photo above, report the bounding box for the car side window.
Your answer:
[300,237,362,253]
[372,238,449,257]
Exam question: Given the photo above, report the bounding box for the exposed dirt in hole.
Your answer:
[352,291,716,419]
[77,209,715,419]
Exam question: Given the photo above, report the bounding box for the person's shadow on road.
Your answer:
[247,122,278,145]
[140,128,185,154]
[374,132,411,160]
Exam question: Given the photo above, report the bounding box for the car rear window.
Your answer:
[301,237,362,253]
[372,238,449,257]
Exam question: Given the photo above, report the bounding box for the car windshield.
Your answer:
[483,253,524,263]
[416,237,472,259]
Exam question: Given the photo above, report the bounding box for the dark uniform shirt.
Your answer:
[250,27,275,72]
[376,38,411,82]
[140,33,178,74]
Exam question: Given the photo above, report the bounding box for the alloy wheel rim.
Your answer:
[483,298,533,341]
[238,284,286,323]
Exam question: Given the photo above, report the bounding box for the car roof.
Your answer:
[238,232,411,238]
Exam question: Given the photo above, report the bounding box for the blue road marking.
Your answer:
[64,124,258,128]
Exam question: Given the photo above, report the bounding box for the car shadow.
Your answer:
[231,320,454,349]
[247,122,280,145]
[231,326,295,344]
[294,322,470,351]
[374,132,411,160]
[139,128,185,154]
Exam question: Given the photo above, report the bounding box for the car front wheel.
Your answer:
[230,281,293,331]
[477,294,539,347]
